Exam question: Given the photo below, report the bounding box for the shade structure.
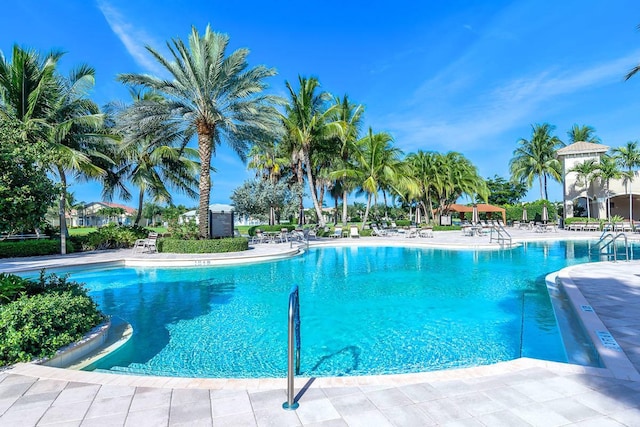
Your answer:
[542,205,549,223]
[522,207,528,222]
[447,203,507,224]
[472,205,479,224]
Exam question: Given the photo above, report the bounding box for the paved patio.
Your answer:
[1,229,639,426]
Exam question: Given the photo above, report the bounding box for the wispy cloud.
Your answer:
[382,50,640,153]
[96,0,164,74]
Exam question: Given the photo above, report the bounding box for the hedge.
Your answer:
[157,237,249,253]
[247,225,296,236]
[0,239,74,258]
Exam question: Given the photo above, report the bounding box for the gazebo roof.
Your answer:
[556,141,609,156]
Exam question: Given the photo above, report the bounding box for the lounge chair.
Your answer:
[406,226,418,238]
[330,227,343,238]
[134,232,158,253]
[419,227,433,238]
[349,226,360,238]
[371,225,387,236]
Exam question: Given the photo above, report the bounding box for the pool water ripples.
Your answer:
[66,240,629,378]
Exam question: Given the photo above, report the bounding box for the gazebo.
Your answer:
[447,203,506,224]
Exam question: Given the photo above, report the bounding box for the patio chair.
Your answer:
[419,227,433,238]
[349,226,360,238]
[371,225,387,237]
[406,226,418,238]
[330,227,343,238]
[134,232,158,253]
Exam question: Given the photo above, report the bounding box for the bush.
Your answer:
[0,239,73,258]
[82,224,149,250]
[247,225,296,236]
[0,272,104,366]
[157,237,249,253]
[0,292,103,365]
[394,220,412,227]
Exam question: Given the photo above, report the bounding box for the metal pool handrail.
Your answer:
[282,285,301,410]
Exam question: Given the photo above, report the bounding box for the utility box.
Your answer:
[209,211,234,238]
[439,215,452,226]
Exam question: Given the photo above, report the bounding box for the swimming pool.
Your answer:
[60,241,618,378]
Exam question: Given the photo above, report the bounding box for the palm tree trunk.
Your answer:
[628,178,633,222]
[58,168,68,255]
[197,129,214,238]
[383,191,388,219]
[296,160,305,225]
[303,148,325,227]
[539,175,545,201]
[361,193,372,231]
[586,184,591,219]
[135,188,144,225]
[342,188,348,226]
[334,196,338,225]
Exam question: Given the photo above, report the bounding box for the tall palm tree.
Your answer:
[118,25,282,238]
[406,151,438,223]
[509,123,564,200]
[0,45,108,253]
[282,76,342,227]
[335,128,409,229]
[612,141,640,221]
[594,155,624,220]
[567,124,601,144]
[106,89,200,225]
[568,159,598,218]
[332,95,364,225]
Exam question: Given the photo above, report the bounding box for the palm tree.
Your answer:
[118,25,282,238]
[406,151,438,223]
[625,24,640,80]
[510,123,564,200]
[335,128,409,229]
[106,89,200,225]
[282,76,342,227]
[612,141,640,221]
[0,45,108,253]
[594,155,625,220]
[332,95,364,225]
[568,159,598,219]
[567,124,601,143]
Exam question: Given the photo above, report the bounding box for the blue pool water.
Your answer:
[55,241,625,378]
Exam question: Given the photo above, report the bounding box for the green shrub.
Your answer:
[394,220,411,227]
[0,291,104,365]
[83,224,149,250]
[158,237,249,253]
[247,225,296,236]
[0,239,73,258]
[0,274,32,304]
[563,217,589,224]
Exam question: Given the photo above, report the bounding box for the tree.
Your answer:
[509,123,564,200]
[567,124,601,143]
[0,45,109,254]
[118,25,282,238]
[282,76,342,227]
[331,95,364,225]
[625,24,640,80]
[568,159,598,218]
[142,203,164,226]
[593,155,624,220]
[612,141,640,221]
[0,117,57,234]
[230,179,299,224]
[105,89,199,225]
[481,175,528,205]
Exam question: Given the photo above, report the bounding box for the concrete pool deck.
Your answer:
[0,229,639,426]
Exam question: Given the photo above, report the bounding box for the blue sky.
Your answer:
[3,1,640,208]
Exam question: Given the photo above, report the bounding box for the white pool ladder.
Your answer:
[596,232,629,262]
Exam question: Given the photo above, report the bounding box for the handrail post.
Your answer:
[283,285,300,410]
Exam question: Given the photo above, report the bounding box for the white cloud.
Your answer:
[382,50,640,153]
[96,0,164,75]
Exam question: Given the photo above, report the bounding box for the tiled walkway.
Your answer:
[1,231,639,426]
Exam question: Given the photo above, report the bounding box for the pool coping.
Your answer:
[2,234,639,391]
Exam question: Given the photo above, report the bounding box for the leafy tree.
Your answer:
[0,118,57,234]
[142,203,164,226]
[568,159,598,218]
[510,123,564,200]
[481,175,528,205]
[625,24,640,80]
[612,141,640,221]
[230,179,300,224]
[96,207,125,225]
[118,25,283,238]
[567,124,601,143]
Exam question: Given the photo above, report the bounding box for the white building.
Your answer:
[180,204,259,226]
[557,141,640,220]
